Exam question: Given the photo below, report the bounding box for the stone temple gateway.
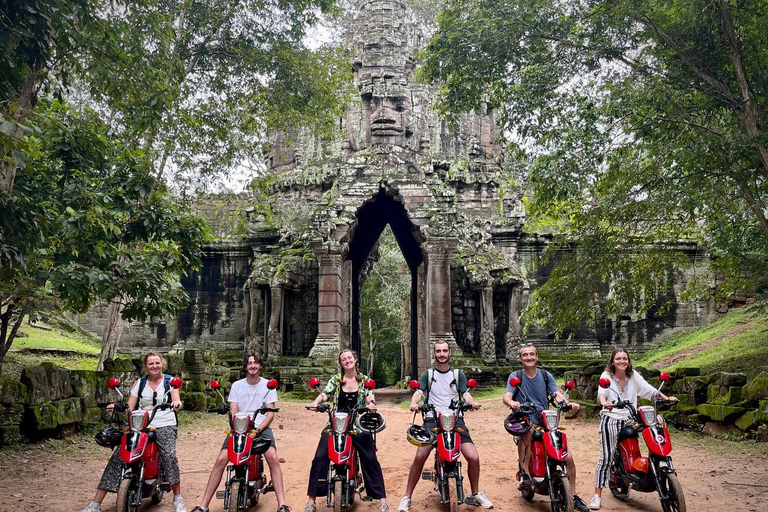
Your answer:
[247,0,525,375]
[77,0,715,378]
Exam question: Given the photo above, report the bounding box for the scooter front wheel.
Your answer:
[659,472,686,512]
[333,479,343,512]
[229,480,243,512]
[116,478,138,512]
[551,475,574,512]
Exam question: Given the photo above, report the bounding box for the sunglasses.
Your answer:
[152,391,157,407]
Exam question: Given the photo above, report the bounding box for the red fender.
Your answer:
[643,426,672,457]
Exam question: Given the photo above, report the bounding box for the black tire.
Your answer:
[521,487,535,502]
[249,477,262,507]
[116,478,138,512]
[608,465,630,500]
[333,479,343,512]
[447,477,460,512]
[229,480,242,512]
[551,475,574,512]
[659,473,686,512]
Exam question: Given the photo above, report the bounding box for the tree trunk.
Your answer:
[0,302,26,373]
[97,298,125,370]
[1,60,43,195]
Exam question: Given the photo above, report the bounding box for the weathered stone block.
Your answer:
[697,403,749,423]
[668,413,703,430]
[734,410,763,431]
[21,364,72,405]
[701,421,738,438]
[103,358,138,373]
[55,397,84,425]
[742,372,768,401]
[0,425,21,445]
[672,377,709,402]
[0,379,29,405]
[82,407,103,424]
[69,370,110,407]
[180,391,207,411]
[184,380,206,393]
[27,403,58,431]
[0,403,25,426]
[711,372,747,387]
[707,384,742,405]
[670,393,697,412]
[673,367,700,377]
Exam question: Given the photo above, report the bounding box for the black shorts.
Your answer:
[424,417,473,445]
[220,426,276,450]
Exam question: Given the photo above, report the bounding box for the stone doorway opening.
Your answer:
[346,190,424,381]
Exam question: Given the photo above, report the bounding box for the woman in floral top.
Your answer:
[303,350,389,512]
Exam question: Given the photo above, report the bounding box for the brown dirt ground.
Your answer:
[2,399,767,512]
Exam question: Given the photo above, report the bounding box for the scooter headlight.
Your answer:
[331,412,350,434]
[233,412,251,434]
[438,411,456,432]
[129,410,148,431]
[542,410,558,431]
[638,406,657,427]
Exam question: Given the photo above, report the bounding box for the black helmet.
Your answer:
[95,426,123,448]
[504,411,532,436]
[406,424,435,447]
[250,436,272,455]
[356,411,387,434]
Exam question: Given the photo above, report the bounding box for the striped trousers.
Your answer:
[594,414,626,489]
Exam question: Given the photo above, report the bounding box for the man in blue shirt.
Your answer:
[502,343,589,512]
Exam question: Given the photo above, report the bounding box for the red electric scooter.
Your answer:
[306,377,385,512]
[208,379,280,512]
[506,376,576,512]
[408,378,478,512]
[107,376,183,512]
[598,372,685,512]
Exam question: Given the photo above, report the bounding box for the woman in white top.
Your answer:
[78,352,186,512]
[588,349,675,510]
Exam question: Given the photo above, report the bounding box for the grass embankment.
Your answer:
[1,318,102,379]
[635,301,768,380]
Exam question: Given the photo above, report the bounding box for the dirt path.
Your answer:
[2,399,767,512]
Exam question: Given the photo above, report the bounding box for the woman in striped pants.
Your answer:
[588,349,674,510]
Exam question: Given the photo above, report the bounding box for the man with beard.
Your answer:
[397,341,493,511]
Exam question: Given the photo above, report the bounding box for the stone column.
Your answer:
[505,286,523,361]
[425,238,462,355]
[480,286,496,363]
[339,259,352,350]
[309,251,343,358]
[267,284,284,358]
[245,283,263,355]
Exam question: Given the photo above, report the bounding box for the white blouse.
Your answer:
[596,371,660,420]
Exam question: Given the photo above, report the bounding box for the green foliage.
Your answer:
[0,101,209,365]
[421,0,768,333]
[635,301,768,379]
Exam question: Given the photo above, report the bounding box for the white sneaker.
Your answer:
[173,496,187,512]
[589,495,601,510]
[397,496,411,512]
[470,492,493,509]
[78,503,100,512]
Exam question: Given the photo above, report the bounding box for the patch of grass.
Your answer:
[2,352,99,379]
[635,302,768,379]
[13,319,101,354]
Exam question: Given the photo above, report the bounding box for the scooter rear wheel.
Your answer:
[116,478,138,512]
[608,478,630,501]
[659,472,686,512]
[520,487,535,502]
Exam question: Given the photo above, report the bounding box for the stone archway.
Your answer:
[345,190,424,377]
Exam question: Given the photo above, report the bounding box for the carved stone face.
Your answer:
[363,84,412,145]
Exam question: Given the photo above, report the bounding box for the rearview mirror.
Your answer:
[599,378,611,389]
[170,377,182,389]
[364,379,376,390]
[467,379,477,390]
[108,378,120,390]
[267,379,278,390]
[211,380,220,391]
[508,376,521,388]
[409,380,420,391]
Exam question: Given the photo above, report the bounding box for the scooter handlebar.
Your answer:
[306,404,330,413]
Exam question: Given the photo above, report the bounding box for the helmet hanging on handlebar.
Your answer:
[95,426,123,448]
[503,411,532,436]
[356,411,387,434]
[406,424,436,447]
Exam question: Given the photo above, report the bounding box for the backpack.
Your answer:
[425,367,463,405]
[137,374,172,404]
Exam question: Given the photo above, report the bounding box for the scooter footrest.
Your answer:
[421,471,434,480]
[264,484,274,493]
[159,482,171,492]
[216,491,226,499]
[362,496,373,502]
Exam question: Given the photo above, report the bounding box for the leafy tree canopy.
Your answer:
[420,0,768,334]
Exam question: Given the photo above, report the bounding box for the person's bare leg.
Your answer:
[264,447,287,507]
[518,430,532,475]
[172,482,182,496]
[403,446,432,497]
[198,449,229,508]
[461,443,481,495]
[566,453,578,494]
[92,489,108,505]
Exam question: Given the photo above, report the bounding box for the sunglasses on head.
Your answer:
[152,390,157,407]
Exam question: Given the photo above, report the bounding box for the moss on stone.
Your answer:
[0,425,22,445]
[0,379,29,406]
[696,403,749,423]
[55,397,84,425]
[742,372,768,401]
[707,384,742,405]
[27,403,58,431]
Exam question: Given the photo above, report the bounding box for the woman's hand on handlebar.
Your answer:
[171,400,183,410]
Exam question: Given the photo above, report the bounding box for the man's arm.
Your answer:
[503,390,520,410]
[256,402,276,431]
